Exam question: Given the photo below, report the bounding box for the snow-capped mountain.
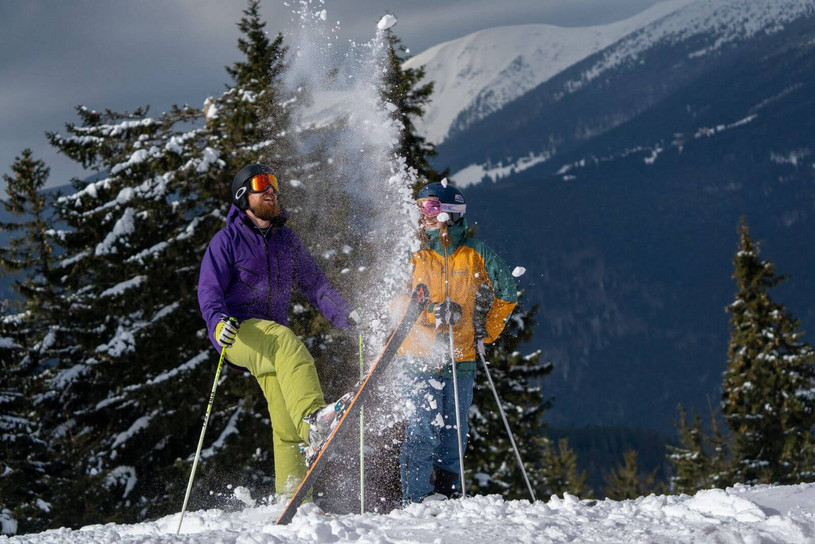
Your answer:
[425,0,815,433]
[433,0,815,186]
[403,0,694,148]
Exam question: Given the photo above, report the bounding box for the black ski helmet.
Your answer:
[231,163,277,210]
[417,181,466,223]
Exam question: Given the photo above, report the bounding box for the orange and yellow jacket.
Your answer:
[396,221,517,367]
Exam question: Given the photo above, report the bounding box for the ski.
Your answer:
[276,283,430,525]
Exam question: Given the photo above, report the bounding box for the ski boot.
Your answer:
[301,392,353,466]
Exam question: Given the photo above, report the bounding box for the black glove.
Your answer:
[473,283,493,340]
[434,299,462,326]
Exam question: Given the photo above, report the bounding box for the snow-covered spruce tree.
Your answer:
[0,150,64,535]
[0,149,62,314]
[721,220,815,485]
[668,407,713,494]
[38,1,308,526]
[668,405,732,494]
[466,298,583,500]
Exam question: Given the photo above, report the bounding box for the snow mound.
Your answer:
[7,483,815,543]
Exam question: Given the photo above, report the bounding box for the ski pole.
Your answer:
[441,236,467,498]
[476,339,536,502]
[447,320,468,499]
[359,323,365,514]
[177,319,235,535]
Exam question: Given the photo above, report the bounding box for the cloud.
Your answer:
[0,0,661,189]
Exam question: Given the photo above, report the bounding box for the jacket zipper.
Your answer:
[264,236,274,317]
[439,241,450,374]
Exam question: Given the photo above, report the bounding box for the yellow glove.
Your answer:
[215,317,239,348]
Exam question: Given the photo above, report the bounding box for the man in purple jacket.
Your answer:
[198,163,357,495]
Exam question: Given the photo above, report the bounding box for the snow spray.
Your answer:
[283,2,419,340]
[281,0,422,512]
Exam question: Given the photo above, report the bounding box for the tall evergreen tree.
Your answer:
[721,219,815,485]
[27,0,303,527]
[0,149,60,313]
[0,150,63,535]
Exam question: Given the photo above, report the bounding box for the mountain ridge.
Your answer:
[403,0,694,149]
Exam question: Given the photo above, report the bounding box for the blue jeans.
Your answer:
[400,371,475,504]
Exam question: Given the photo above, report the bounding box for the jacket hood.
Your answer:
[423,219,468,255]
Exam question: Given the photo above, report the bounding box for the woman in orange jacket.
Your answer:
[398,181,518,504]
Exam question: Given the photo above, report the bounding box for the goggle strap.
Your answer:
[440,203,466,214]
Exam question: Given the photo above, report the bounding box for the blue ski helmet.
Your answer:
[417,182,466,224]
[232,163,277,209]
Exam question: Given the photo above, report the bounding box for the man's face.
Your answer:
[247,186,280,220]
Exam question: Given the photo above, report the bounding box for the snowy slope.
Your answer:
[402,0,695,145]
[562,0,815,95]
[4,483,815,542]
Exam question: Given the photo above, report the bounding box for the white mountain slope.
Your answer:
[403,0,695,147]
[563,0,815,95]
[297,1,693,146]
[442,0,815,187]
[4,483,815,543]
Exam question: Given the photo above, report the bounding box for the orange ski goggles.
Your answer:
[248,173,279,194]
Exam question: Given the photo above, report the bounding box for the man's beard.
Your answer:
[249,199,280,221]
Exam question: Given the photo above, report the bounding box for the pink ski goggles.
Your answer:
[417,197,466,217]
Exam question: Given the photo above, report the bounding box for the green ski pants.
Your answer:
[224,318,325,495]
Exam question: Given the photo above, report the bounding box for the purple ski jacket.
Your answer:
[198,205,352,351]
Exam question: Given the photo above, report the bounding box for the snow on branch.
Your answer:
[111,412,155,451]
[104,466,137,499]
[99,276,147,298]
[200,405,244,460]
[95,207,137,256]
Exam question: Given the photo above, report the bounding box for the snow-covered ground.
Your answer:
[5,483,815,543]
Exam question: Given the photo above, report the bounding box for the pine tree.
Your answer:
[0,149,62,318]
[0,150,62,535]
[722,219,815,485]
[466,298,576,500]
[540,437,589,498]
[28,1,302,526]
[668,406,713,494]
[604,450,662,500]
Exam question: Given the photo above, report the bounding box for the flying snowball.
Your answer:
[378,14,397,30]
[318,9,327,21]
[441,177,448,188]
[437,212,450,223]
[512,266,526,277]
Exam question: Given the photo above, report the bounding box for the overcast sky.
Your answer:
[0,0,660,190]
